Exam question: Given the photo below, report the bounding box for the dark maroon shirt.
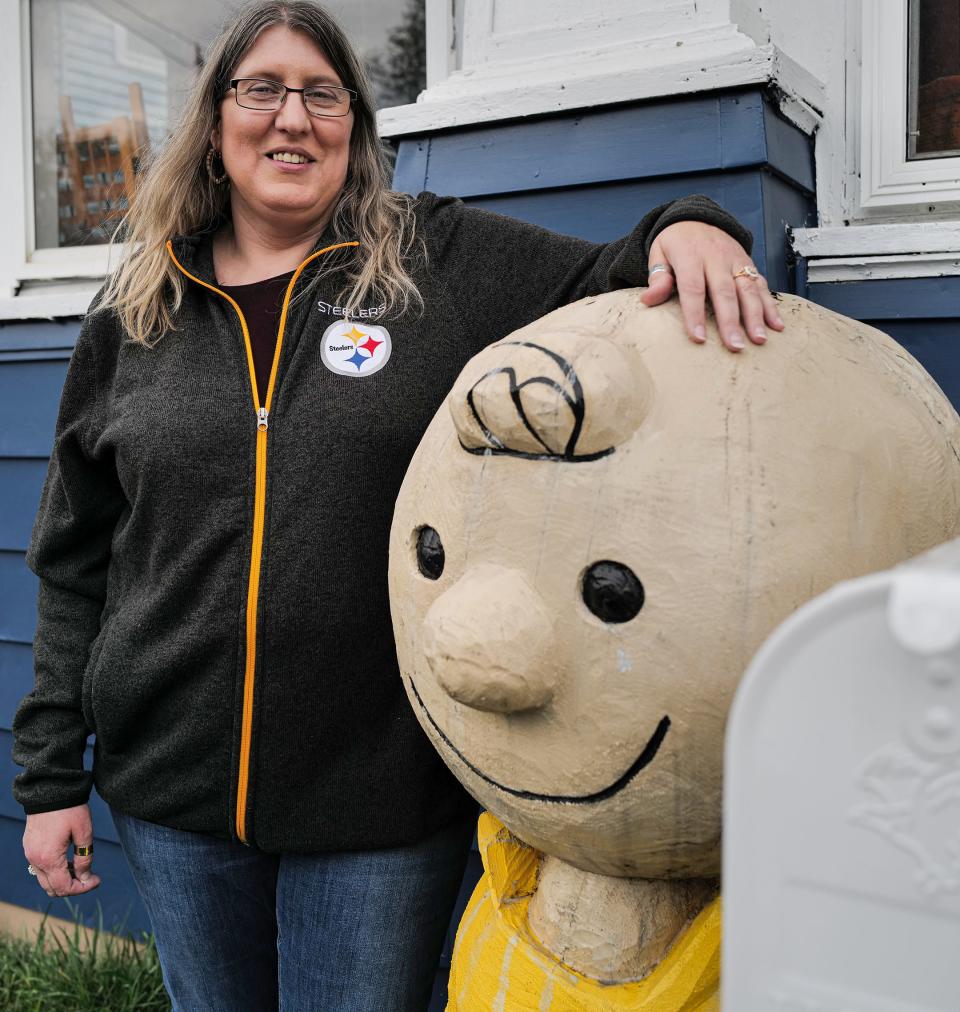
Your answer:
[219,271,294,404]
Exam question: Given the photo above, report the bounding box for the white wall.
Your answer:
[733,0,841,86]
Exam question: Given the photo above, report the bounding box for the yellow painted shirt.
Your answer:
[447,813,720,1011]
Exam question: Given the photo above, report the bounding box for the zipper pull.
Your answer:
[256,407,269,431]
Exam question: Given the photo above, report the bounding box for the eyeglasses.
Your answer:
[228,78,356,117]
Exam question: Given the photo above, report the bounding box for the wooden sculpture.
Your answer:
[388,290,960,1010]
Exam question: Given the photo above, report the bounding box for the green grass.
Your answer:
[0,902,170,1012]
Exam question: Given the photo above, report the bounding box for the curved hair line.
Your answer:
[464,339,614,461]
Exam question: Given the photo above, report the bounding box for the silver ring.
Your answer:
[27,864,37,876]
[649,263,673,277]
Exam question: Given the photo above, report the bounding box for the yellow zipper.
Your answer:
[166,238,359,843]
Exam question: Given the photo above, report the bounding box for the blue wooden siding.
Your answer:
[806,277,960,411]
[0,320,151,937]
[394,87,817,294]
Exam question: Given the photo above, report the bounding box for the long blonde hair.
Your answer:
[97,0,423,344]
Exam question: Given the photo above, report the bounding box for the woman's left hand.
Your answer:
[641,220,785,352]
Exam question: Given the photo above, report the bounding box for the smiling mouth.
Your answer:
[267,152,314,163]
[409,678,670,805]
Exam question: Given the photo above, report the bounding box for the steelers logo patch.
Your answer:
[320,321,392,377]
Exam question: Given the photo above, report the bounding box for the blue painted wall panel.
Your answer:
[0,320,79,354]
[807,279,960,412]
[866,319,959,411]
[393,88,814,199]
[468,171,761,250]
[0,642,34,733]
[0,459,47,552]
[466,169,812,300]
[760,171,816,294]
[0,359,70,457]
[0,553,37,645]
[761,97,816,193]
[808,276,960,320]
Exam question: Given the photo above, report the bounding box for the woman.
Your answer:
[12,2,783,1009]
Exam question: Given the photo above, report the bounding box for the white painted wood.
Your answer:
[726,0,960,227]
[794,222,960,282]
[806,253,960,283]
[0,281,98,320]
[379,39,823,138]
[464,0,703,67]
[19,244,120,278]
[793,222,960,258]
[766,46,825,135]
[0,0,129,303]
[860,0,960,211]
[382,0,828,137]
[425,0,454,88]
[0,0,30,300]
[724,550,960,1010]
[807,0,858,228]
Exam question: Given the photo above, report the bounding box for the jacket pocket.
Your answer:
[81,617,112,733]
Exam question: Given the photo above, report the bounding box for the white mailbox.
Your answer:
[724,537,960,1011]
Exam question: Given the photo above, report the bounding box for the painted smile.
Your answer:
[409,679,670,804]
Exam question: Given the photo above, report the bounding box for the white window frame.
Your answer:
[0,0,118,312]
[860,0,960,211]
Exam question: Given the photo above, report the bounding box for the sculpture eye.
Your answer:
[416,526,445,580]
[582,561,644,623]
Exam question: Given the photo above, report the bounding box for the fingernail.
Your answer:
[752,328,767,342]
[80,873,92,883]
[774,314,784,327]
[693,325,706,343]
[728,331,745,349]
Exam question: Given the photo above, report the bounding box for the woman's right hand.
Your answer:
[22,804,101,897]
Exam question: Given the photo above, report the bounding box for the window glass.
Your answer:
[31,0,426,249]
[908,0,960,160]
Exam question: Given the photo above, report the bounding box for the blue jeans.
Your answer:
[111,807,475,1012]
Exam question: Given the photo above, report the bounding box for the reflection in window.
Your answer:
[31,0,226,248]
[908,0,960,159]
[31,0,426,250]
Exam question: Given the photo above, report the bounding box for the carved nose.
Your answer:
[422,563,556,713]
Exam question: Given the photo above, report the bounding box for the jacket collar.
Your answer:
[167,219,350,289]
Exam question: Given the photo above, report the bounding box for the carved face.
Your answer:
[389,291,960,879]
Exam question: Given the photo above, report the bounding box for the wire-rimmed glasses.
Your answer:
[228,78,357,118]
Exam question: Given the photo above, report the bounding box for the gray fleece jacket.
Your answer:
[12,191,752,851]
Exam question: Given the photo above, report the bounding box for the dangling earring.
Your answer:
[206,147,228,184]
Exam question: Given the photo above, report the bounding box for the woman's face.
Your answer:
[213,24,354,233]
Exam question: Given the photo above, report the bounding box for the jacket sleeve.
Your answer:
[11,310,127,815]
[416,192,754,346]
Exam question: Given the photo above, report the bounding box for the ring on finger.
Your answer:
[733,265,761,280]
[27,863,37,876]
[649,263,673,277]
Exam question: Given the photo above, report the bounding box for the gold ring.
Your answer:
[74,844,93,857]
[733,265,761,280]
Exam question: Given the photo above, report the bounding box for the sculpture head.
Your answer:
[389,290,960,879]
